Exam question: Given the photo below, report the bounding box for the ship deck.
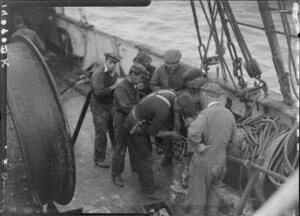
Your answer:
[47,56,254,215]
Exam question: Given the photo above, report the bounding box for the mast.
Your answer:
[257,0,294,105]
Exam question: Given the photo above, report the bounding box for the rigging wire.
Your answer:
[289,48,299,99]
[216,0,247,88]
[222,0,251,61]
[201,0,227,82]
[203,2,218,59]
[195,0,237,88]
[222,0,269,96]
[207,0,239,90]
[278,0,299,86]
[189,0,205,66]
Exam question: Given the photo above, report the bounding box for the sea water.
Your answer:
[64,1,299,92]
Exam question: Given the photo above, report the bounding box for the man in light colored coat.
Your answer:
[185,82,237,216]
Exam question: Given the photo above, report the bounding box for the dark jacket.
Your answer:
[114,78,140,117]
[140,64,156,96]
[90,63,118,111]
[150,64,187,91]
[125,90,176,136]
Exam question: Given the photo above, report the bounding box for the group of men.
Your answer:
[90,49,237,216]
[10,12,238,216]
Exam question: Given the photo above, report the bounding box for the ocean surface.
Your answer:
[64,1,299,92]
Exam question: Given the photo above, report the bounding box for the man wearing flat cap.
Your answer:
[111,63,145,187]
[185,82,237,216]
[150,49,189,166]
[150,49,187,92]
[90,52,121,168]
[133,51,156,97]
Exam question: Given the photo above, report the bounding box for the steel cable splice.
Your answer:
[198,0,240,90]
[216,0,247,89]
[222,0,269,95]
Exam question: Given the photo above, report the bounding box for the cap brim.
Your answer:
[109,57,120,63]
[105,54,121,62]
[133,56,152,65]
[165,62,179,67]
[203,89,224,96]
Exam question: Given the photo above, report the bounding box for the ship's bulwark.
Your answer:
[5,52,253,214]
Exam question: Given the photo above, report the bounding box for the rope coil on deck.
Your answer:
[268,123,299,187]
[235,113,298,193]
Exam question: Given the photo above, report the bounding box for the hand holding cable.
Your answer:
[197,143,211,153]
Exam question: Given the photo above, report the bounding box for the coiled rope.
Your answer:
[236,114,298,193]
[268,122,299,187]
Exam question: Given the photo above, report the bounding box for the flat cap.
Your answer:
[186,76,209,89]
[133,51,152,66]
[104,52,121,62]
[129,63,148,75]
[163,49,182,65]
[201,82,224,96]
[176,91,196,117]
[183,68,204,82]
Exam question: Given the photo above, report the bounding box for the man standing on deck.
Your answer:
[11,14,46,54]
[124,90,195,197]
[90,53,120,168]
[150,49,188,166]
[133,51,156,97]
[185,82,237,216]
[111,63,146,187]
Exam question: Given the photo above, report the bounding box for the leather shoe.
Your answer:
[160,156,172,166]
[95,161,110,168]
[113,176,125,188]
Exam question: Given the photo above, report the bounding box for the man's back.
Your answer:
[125,90,176,136]
[191,103,236,165]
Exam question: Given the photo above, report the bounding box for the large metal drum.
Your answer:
[7,35,75,205]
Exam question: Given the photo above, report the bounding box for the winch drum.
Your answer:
[7,35,75,205]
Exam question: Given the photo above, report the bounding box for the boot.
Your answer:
[112,176,125,187]
[95,161,110,168]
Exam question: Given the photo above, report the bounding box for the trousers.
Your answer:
[124,114,155,194]
[90,101,115,162]
[111,111,135,178]
[185,154,226,216]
